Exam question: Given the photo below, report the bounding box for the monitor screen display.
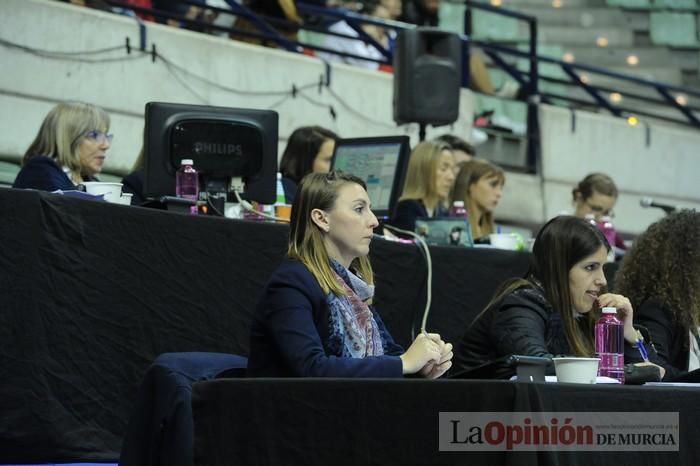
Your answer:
[331,136,410,220]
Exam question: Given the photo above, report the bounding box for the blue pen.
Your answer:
[636,331,649,362]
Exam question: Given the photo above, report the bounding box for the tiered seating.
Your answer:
[454,0,699,125]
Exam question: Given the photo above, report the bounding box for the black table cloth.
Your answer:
[192,378,700,466]
[0,188,529,462]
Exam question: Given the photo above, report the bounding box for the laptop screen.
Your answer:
[415,217,474,247]
[331,136,410,220]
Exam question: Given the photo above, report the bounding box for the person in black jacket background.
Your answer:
[615,210,700,380]
[453,215,641,379]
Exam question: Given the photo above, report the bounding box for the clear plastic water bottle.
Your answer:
[599,215,616,247]
[595,307,625,384]
[176,159,199,201]
[449,200,467,218]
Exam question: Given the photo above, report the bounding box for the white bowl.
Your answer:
[83,182,123,203]
[552,357,600,384]
[489,233,519,250]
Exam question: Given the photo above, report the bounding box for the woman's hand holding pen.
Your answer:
[400,332,453,378]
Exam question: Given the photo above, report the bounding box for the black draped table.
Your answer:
[193,378,700,466]
[0,188,530,462]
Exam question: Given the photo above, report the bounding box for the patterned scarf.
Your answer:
[326,260,384,358]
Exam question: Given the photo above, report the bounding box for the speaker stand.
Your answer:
[419,123,427,142]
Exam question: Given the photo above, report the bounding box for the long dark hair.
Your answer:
[279,126,339,183]
[483,216,610,356]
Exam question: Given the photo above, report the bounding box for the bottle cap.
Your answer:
[181,159,194,166]
[601,307,617,314]
[276,172,282,179]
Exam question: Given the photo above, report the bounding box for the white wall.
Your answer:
[540,104,700,234]
[0,0,474,173]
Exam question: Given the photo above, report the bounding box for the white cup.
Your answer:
[553,357,600,384]
[83,182,123,204]
[489,233,519,250]
[115,192,133,205]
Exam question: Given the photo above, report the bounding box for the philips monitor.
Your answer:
[331,136,410,220]
[144,102,278,204]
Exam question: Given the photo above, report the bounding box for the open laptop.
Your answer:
[415,217,474,247]
[331,136,410,221]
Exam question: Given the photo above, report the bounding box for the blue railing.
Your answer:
[103,0,699,151]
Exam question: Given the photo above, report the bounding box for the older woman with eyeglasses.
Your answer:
[13,101,112,192]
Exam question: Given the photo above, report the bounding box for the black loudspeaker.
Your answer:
[393,28,462,126]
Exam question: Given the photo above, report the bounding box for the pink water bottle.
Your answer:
[176,159,199,214]
[449,200,467,218]
[595,307,625,384]
[599,215,616,247]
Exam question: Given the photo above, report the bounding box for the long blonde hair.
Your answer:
[24,101,110,176]
[451,159,505,239]
[288,171,373,295]
[399,140,452,209]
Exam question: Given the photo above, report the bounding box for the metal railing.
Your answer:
[102,0,699,169]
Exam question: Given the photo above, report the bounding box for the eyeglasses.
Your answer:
[585,200,614,218]
[84,130,114,144]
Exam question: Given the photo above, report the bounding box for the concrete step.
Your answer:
[536,83,700,133]
[496,0,607,7]
[538,25,635,46]
[553,46,699,71]
[508,6,648,29]
[536,64,683,87]
[541,74,700,109]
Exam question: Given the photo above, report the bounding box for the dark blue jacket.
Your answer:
[13,156,77,192]
[247,259,404,377]
[121,168,145,205]
[390,198,449,232]
[281,176,298,205]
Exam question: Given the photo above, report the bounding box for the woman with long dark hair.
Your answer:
[278,126,338,204]
[453,215,639,378]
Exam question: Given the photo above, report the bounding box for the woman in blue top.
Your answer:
[390,140,455,232]
[247,171,453,377]
[13,101,112,192]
